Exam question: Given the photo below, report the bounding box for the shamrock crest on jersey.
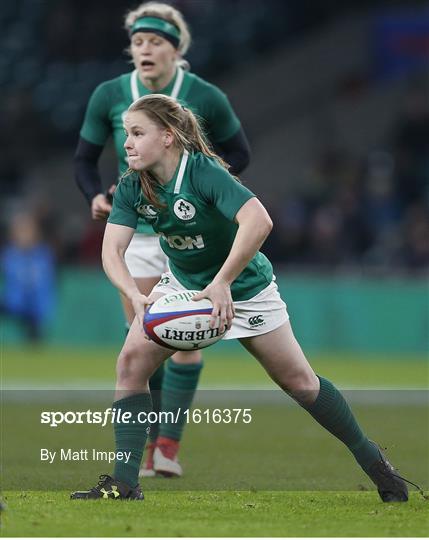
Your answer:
[173,199,196,221]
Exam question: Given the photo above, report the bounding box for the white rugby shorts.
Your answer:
[125,233,169,278]
[151,272,289,340]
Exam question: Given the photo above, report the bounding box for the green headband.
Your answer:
[131,17,181,47]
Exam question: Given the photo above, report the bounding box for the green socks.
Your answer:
[159,359,203,440]
[148,364,164,442]
[113,392,152,487]
[304,376,380,472]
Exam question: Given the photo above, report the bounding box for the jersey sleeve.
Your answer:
[80,82,112,146]
[201,84,241,143]
[192,157,255,221]
[108,178,139,229]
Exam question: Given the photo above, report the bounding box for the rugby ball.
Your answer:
[143,290,227,350]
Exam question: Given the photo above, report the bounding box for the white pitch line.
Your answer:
[1,382,428,405]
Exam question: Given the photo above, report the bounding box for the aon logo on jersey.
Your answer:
[162,234,205,250]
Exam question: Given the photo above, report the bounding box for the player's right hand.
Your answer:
[130,293,151,332]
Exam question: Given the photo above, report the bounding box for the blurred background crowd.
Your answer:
[0,0,428,340]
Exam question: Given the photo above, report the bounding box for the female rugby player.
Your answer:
[71,95,409,503]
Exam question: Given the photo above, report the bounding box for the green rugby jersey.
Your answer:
[80,68,241,234]
[108,151,273,301]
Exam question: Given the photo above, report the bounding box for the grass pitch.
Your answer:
[2,402,428,536]
[1,345,428,536]
[2,491,428,537]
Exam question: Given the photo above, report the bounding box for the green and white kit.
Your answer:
[109,151,288,338]
[81,68,242,277]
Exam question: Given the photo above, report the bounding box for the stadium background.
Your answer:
[1,0,428,353]
[1,0,428,536]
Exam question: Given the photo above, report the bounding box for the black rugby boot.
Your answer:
[366,447,408,502]
[71,474,144,500]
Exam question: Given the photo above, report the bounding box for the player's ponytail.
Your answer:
[180,108,232,173]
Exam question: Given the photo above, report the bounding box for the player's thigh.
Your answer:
[171,350,202,364]
[119,314,171,370]
[115,316,174,399]
[239,321,318,392]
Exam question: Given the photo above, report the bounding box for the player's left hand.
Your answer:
[192,280,235,331]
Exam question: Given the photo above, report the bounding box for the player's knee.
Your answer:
[116,346,143,382]
[282,370,319,404]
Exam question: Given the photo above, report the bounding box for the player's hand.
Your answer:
[91,184,116,220]
[130,292,151,330]
[192,279,234,331]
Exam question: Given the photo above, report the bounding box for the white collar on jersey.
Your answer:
[130,66,184,102]
[174,149,189,194]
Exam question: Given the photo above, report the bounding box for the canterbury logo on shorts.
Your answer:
[248,315,265,327]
